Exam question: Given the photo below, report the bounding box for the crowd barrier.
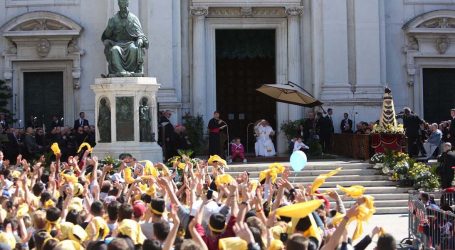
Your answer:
[406,191,455,250]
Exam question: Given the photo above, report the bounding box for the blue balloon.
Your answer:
[290,151,307,172]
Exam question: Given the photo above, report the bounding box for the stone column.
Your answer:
[286,6,304,121]
[190,7,208,120]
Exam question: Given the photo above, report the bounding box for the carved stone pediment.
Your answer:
[11,18,71,31]
[1,11,83,89]
[417,17,455,28]
[1,11,82,37]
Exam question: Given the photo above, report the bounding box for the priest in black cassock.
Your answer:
[208,111,226,155]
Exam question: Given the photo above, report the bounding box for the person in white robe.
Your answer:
[254,120,276,157]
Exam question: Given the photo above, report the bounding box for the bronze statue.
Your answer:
[139,97,152,142]
[98,98,111,142]
[101,0,149,77]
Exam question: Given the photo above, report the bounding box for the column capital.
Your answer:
[285,6,303,16]
[190,6,209,17]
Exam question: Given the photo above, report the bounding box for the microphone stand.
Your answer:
[220,120,229,160]
[246,123,255,153]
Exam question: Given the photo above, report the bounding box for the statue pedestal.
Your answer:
[90,77,163,162]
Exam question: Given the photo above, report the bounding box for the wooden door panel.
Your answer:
[24,72,64,128]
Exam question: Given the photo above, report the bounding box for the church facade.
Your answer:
[1,0,455,153]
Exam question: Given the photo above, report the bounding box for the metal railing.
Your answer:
[405,191,455,250]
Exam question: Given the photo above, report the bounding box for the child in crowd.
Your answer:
[293,137,310,152]
[230,138,247,163]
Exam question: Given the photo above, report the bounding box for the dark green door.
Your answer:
[423,68,455,123]
[24,72,64,128]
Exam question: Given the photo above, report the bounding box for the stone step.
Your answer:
[227,162,372,171]
[318,186,410,194]
[228,169,379,177]
[244,175,389,182]
[364,193,409,200]
[374,207,409,214]
[318,180,395,187]
[330,199,408,208]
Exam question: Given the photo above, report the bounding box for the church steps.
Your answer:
[225,160,411,214]
[228,169,378,176]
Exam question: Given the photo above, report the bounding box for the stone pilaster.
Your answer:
[190,6,209,119]
[286,6,304,121]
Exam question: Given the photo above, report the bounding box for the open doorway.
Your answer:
[216,29,277,154]
[423,68,455,123]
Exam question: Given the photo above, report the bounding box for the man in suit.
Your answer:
[74,112,89,130]
[319,108,334,153]
[340,113,353,133]
[24,127,43,160]
[449,108,455,145]
[49,115,63,131]
[0,114,9,131]
[158,110,176,160]
[6,128,21,161]
[402,107,424,157]
[438,142,455,189]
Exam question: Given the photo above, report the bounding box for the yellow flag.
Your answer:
[77,142,92,153]
[310,167,342,194]
[337,185,365,198]
[275,199,323,219]
[51,143,61,156]
[215,173,235,187]
[208,155,227,167]
[219,237,247,250]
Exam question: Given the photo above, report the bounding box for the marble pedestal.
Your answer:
[90,77,163,162]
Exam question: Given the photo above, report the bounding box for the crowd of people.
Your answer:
[0,112,96,162]
[0,147,397,250]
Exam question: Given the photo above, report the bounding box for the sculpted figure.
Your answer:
[101,0,149,77]
[98,98,111,142]
[139,98,152,142]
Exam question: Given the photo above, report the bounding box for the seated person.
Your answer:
[423,123,442,158]
[230,138,246,163]
[254,120,276,157]
[293,137,309,152]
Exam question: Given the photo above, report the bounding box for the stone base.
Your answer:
[93,142,163,163]
[91,77,163,162]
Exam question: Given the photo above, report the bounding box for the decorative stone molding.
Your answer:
[285,6,303,16]
[207,7,286,18]
[240,7,253,17]
[1,11,83,88]
[6,0,80,7]
[435,36,450,54]
[191,0,301,8]
[190,7,209,17]
[402,10,455,114]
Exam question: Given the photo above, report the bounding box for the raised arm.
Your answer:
[163,205,181,250]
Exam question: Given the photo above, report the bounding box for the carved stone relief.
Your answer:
[207,7,287,18]
[418,17,455,28]
[12,18,71,31]
[36,38,51,57]
[407,36,419,51]
[435,36,450,54]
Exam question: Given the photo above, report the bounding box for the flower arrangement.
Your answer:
[372,123,404,134]
[409,162,440,190]
[372,150,440,190]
